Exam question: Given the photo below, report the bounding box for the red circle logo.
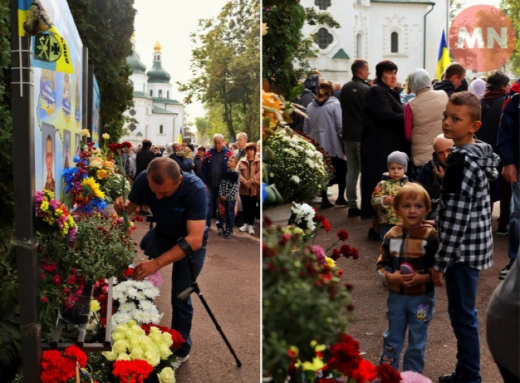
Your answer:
[448,5,516,72]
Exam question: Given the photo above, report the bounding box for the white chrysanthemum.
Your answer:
[150,312,162,324]
[143,287,160,299]
[289,150,298,157]
[133,310,146,323]
[290,175,300,184]
[119,302,137,313]
[126,287,138,299]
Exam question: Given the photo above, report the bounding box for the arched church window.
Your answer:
[159,90,163,98]
[167,91,169,99]
[150,90,153,97]
[391,32,399,53]
[356,33,363,58]
[159,125,163,134]
[314,0,331,10]
[314,28,333,50]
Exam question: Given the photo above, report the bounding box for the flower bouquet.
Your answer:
[106,141,133,231]
[35,190,77,241]
[111,280,163,327]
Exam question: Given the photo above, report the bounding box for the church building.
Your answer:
[121,37,185,147]
[301,0,448,84]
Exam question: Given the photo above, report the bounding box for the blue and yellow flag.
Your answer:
[436,30,450,80]
[178,126,183,143]
[18,0,74,74]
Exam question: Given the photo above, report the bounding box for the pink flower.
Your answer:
[41,296,48,304]
[67,275,76,285]
[145,271,163,288]
[64,287,70,294]
[311,245,326,266]
[53,274,61,285]
[401,371,433,383]
[42,261,57,273]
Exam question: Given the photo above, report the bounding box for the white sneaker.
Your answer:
[172,354,190,370]
[239,224,249,232]
[248,225,255,235]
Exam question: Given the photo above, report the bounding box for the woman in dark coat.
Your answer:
[360,60,409,240]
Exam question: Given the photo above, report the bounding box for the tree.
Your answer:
[501,0,520,76]
[263,1,339,96]
[67,0,136,142]
[178,0,260,142]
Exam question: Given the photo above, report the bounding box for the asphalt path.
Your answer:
[131,219,261,383]
[315,185,507,382]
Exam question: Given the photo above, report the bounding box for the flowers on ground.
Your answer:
[40,345,87,383]
[112,359,154,383]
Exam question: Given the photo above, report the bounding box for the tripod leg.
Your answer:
[196,292,242,367]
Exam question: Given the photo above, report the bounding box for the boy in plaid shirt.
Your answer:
[433,92,500,383]
[217,156,240,239]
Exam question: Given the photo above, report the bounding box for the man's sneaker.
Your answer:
[239,224,249,232]
[499,262,512,280]
[217,228,225,236]
[223,232,234,239]
[248,225,255,235]
[348,207,362,217]
[335,198,349,206]
[496,226,509,237]
[438,374,459,383]
[172,354,190,370]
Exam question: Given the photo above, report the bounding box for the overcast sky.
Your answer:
[132,0,230,127]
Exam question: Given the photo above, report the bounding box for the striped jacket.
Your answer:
[434,141,500,273]
[377,224,438,296]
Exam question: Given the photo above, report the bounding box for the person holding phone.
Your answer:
[417,134,454,219]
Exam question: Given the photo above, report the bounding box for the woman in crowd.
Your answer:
[238,142,261,235]
[303,81,346,208]
[405,68,447,179]
[361,60,409,240]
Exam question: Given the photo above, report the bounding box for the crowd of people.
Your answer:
[294,60,519,383]
[122,133,261,239]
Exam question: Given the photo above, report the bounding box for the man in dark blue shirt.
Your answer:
[115,157,207,368]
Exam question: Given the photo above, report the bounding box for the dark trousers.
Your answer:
[206,186,219,228]
[491,174,512,226]
[240,194,256,225]
[171,246,206,357]
[216,199,236,233]
[445,263,481,383]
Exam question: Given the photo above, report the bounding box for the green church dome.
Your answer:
[147,61,171,84]
[127,50,146,74]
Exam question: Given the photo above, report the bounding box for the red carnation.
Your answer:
[322,218,331,232]
[331,248,341,260]
[64,345,87,368]
[42,261,57,273]
[377,363,402,383]
[67,275,76,285]
[107,143,119,153]
[328,334,361,376]
[121,141,132,149]
[337,229,349,241]
[340,244,352,257]
[350,358,377,383]
[112,360,153,383]
[41,296,48,304]
[53,274,61,285]
[124,267,135,278]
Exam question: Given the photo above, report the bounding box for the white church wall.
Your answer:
[147,83,172,99]
[130,74,148,93]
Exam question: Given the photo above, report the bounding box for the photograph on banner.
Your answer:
[91,76,100,143]
[32,0,83,200]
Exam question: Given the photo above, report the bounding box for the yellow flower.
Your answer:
[159,344,173,360]
[145,348,161,367]
[302,357,325,371]
[82,177,105,199]
[102,133,110,140]
[40,201,49,212]
[325,257,336,269]
[81,129,90,137]
[89,157,104,169]
[104,160,115,169]
[55,208,63,217]
[97,169,110,180]
[130,347,145,360]
[90,299,100,312]
[116,353,131,361]
[159,367,176,383]
[102,351,117,361]
[113,340,128,355]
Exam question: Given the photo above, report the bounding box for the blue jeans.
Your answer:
[380,291,435,373]
[171,246,206,357]
[344,141,361,208]
[380,224,395,241]
[509,181,520,261]
[445,262,481,383]
[206,187,219,229]
[216,199,236,233]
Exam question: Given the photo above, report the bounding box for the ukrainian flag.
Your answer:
[436,30,450,80]
[178,126,183,143]
[18,0,74,74]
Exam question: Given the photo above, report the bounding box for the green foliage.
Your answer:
[68,0,136,141]
[0,310,21,383]
[263,225,351,381]
[263,1,339,96]
[0,0,14,240]
[501,0,520,76]
[178,0,260,143]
